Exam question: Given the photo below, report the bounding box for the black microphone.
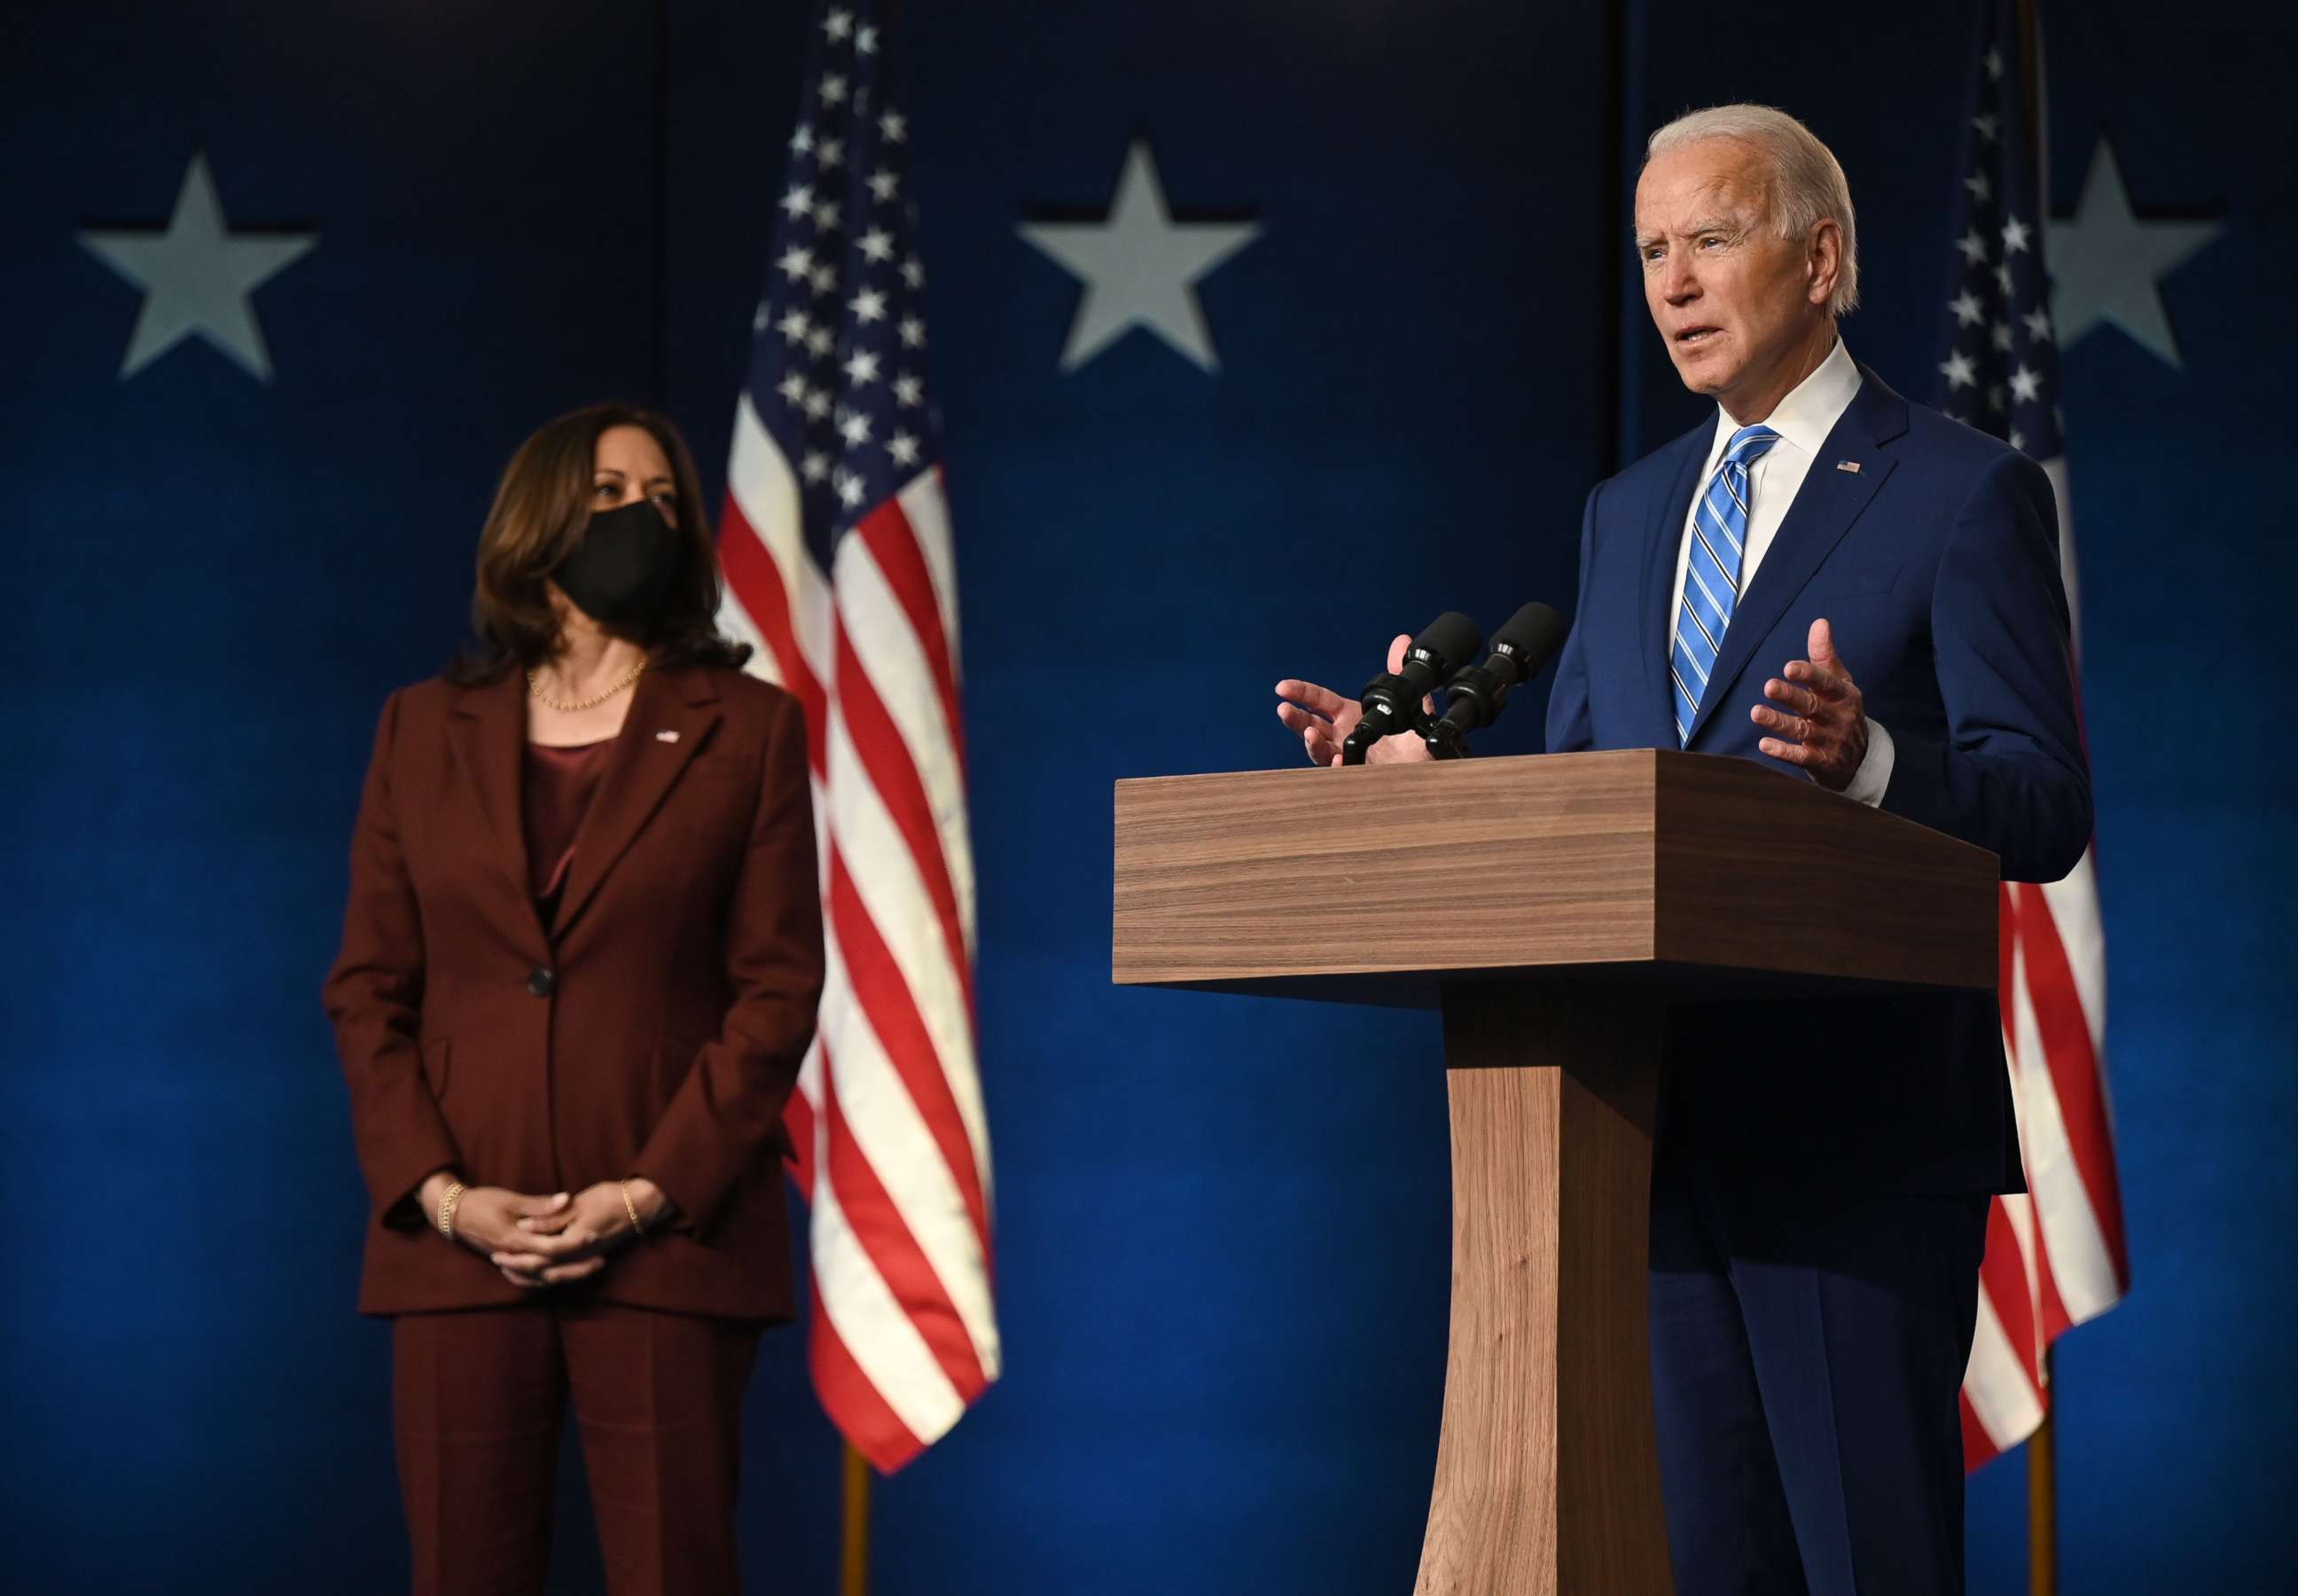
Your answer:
[1419,601,1569,759]
[1340,610,1483,765]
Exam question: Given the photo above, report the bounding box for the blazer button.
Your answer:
[527,966,555,998]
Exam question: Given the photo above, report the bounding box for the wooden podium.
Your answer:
[1111,750,1997,1595]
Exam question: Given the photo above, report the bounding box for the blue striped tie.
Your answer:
[1671,424,1781,744]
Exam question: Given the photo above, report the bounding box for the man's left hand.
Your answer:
[1751,617,1869,793]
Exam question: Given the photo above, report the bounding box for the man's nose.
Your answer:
[1663,258,1700,304]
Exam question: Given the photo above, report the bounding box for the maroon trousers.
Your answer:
[392,1302,763,1596]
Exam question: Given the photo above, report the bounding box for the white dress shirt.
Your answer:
[1669,337,1894,804]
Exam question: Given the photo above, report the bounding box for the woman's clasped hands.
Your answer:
[423,1174,676,1288]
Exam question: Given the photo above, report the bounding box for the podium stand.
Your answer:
[1111,750,1997,1594]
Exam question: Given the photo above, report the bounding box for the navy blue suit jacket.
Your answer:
[1545,365,2091,1193]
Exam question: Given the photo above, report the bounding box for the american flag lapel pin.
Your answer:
[1835,459,1863,473]
[655,729,680,743]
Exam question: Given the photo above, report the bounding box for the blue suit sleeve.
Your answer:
[1544,483,1601,754]
[1878,450,2093,882]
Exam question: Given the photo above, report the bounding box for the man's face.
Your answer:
[1634,139,1828,411]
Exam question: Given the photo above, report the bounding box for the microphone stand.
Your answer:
[1419,715,1470,760]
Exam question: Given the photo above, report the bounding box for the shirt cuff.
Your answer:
[1842,717,1895,807]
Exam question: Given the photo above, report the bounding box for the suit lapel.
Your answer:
[1641,424,1715,739]
[551,663,722,937]
[449,669,548,949]
[1684,366,1909,747]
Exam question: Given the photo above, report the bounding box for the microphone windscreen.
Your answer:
[1489,602,1568,678]
[1414,610,1485,671]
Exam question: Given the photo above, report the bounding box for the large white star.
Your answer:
[1018,141,1262,373]
[79,153,317,381]
[2050,136,2223,371]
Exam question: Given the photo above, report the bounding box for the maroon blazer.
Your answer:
[322,661,824,1319]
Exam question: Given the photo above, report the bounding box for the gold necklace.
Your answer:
[527,657,647,713]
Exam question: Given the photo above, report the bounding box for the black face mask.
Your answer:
[552,498,683,628]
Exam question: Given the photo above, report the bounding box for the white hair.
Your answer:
[1645,104,1861,317]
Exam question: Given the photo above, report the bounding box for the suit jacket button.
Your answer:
[527,966,555,998]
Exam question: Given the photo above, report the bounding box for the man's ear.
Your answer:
[1807,219,1844,307]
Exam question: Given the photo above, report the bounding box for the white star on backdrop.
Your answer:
[79,152,316,381]
[1018,140,1262,373]
[2049,135,2224,371]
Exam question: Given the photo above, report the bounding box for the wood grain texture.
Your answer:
[1114,752,1659,984]
[1414,984,1672,1596]
[1650,753,1997,990]
[1112,750,1997,996]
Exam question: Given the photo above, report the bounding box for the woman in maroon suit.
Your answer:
[324,403,824,1596]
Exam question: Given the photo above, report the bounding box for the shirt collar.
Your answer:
[1712,336,1862,461]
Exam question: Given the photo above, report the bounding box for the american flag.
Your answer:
[715,0,997,1471]
[1935,0,2130,1472]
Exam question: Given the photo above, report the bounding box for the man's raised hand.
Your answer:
[1275,634,1434,767]
[1752,617,1870,791]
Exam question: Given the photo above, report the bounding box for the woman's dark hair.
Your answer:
[447,403,752,684]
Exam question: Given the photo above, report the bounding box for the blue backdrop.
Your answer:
[3,1,2289,1591]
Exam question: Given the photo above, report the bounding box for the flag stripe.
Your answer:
[825,855,997,1309]
[804,1135,965,1449]
[818,1008,991,1396]
[832,550,977,1013]
[2005,910,2083,1350]
[2010,877,2131,1287]
[721,494,828,770]
[851,489,980,960]
[825,778,992,1238]
[1962,1281,2045,1465]
[825,702,993,1194]
[856,482,970,783]
[809,1287,928,1474]
[1977,1193,2039,1391]
[2002,911,2075,1346]
[728,394,836,695]
[898,469,965,686]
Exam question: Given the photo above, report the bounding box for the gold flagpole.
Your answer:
[841,1443,872,1596]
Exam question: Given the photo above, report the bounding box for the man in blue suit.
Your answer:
[1278,104,2090,1592]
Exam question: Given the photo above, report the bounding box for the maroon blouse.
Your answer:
[523,738,613,932]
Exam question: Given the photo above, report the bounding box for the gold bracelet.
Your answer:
[436,1178,466,1240]
[621,1178,649,1242]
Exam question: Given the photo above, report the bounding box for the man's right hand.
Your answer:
[1275,633,1435,767]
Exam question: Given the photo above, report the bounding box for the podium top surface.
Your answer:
[1111,749,1997,1005]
